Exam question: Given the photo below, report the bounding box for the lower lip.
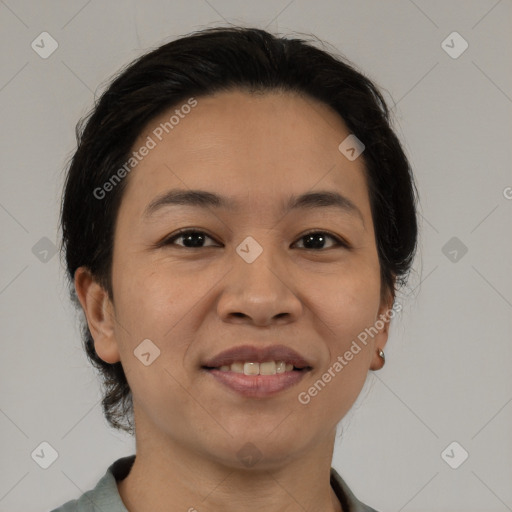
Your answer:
[205,369,309,398]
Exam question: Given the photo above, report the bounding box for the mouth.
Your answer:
[202,361,310,374]
[201,344,313,398]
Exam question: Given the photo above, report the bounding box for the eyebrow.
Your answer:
[143,188,365,226]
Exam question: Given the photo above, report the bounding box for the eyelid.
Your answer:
[158,228,220,247]
[297,229,350,249]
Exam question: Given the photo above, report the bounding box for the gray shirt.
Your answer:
[49,455,379,512]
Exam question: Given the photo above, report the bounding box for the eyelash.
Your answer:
[160,229,350,250]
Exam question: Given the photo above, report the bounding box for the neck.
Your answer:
[117,429,343,512]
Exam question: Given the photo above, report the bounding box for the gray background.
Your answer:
[1,1,511,511]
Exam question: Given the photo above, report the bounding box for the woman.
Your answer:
[54,26,418,512]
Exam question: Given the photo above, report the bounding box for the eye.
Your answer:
[162,229,219,248]
[161,229,349,250]
[293,230,349,250]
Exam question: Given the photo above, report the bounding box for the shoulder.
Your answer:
[48,489,95,512]
[48,483,117,512]
[48,455,135,512]
[330,467,381,512]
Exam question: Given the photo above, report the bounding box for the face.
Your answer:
[79,89,393,469]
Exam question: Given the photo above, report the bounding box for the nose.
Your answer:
[216,241,303,327]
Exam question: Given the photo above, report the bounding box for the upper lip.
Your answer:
[202,344,313,369]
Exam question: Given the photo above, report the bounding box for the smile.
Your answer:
[211,361,296,375]
[203,364,311,398]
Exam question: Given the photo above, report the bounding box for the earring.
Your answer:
[378,349,385,363]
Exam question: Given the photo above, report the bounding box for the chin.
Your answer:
[205,432,305,470]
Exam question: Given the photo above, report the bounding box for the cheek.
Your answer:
[296,274,379,423]
[110,260,218,386]
[113,262,194,342]
[299,357,370,430]
[110,265,197,415]
[303,260,382,340]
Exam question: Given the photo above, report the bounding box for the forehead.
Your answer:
[118,89,370,220]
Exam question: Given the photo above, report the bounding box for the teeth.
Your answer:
[244,362,259,375]
[260,361,276,375]
[231,362,244,373]
[217,361,296,375]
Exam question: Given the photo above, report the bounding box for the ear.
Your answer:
[369,284,395,371]
[74,266,121,364]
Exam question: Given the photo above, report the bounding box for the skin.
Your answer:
[75,89,393,512]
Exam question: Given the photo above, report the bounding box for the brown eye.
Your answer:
[163,230,219,248]
[293,231,348,250]
[160,229,349,251]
